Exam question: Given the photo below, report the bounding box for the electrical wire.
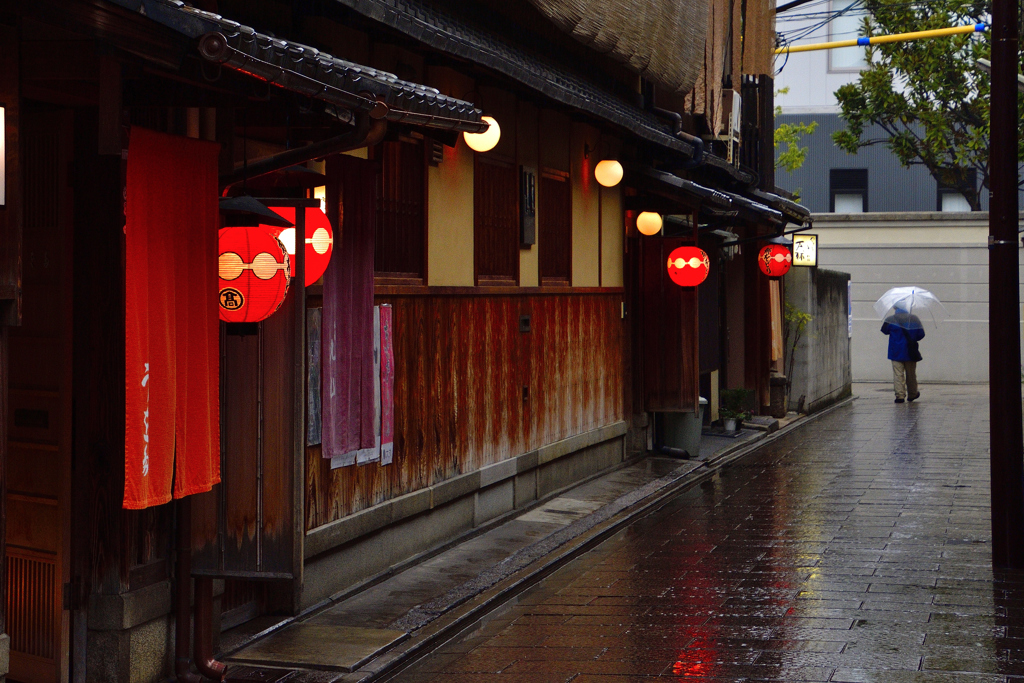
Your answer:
[780,0,985,17]
[778,2,865,45]
[773,0,986,74]
[773,2,863,74]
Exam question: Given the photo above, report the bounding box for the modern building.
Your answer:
[773,0,986,212]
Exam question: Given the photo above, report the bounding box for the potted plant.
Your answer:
[719,388,753,433]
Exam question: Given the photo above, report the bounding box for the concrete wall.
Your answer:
[812,212,1024,383]
[787,267,852,413]
[301,423,628,610]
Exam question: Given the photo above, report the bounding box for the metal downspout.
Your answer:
[193,577,225,681]
[647,104,704,168]
[649,96,705,169]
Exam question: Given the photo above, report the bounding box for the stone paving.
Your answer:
[397,384,1024,682]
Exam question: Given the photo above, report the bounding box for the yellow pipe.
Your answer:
[775,23,986,54]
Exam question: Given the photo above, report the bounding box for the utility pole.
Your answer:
[988,0,1024,569]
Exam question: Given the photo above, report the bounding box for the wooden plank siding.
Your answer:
[192,247,301,578]
[640,238,700,413]
[305,290,624,530]
[743,245,772,407]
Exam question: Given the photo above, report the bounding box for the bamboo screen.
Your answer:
[524,0,708,95]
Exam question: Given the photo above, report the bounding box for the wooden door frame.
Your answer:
[6,105,74,683]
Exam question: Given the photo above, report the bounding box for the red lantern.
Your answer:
[218,227,291,323]
[667,246,710,287]
[758,244,792,278]
[262,206,334,286]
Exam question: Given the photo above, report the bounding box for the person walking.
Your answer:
[881,307,924,403]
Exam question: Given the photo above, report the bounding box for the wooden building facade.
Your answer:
[0,0,808,681]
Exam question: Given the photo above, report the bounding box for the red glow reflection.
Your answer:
[672,655,712,677]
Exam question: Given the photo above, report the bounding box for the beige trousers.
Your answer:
[892,361,918,400]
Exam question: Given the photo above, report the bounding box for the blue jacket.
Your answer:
[881,312,925,362]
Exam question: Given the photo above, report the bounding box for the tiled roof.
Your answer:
[750,189,812,226]
[329,0,700,159]
[639,168,734,209]
[721,191,785,224]
[109,0,486,132]
[635,167,789,226]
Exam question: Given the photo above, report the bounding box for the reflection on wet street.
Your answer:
[399,385,1024,682]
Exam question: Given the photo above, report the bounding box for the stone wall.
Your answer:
[787,267,853,413]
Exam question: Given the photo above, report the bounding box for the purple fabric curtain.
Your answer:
[322,155,377,464]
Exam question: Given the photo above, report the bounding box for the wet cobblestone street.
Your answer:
[398,385,1024,682]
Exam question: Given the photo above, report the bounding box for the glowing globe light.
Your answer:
[667,246,710,287]
[463,116,501,153]
[636,211,663,236]
[758,244,792,278]
[594,159,623,187]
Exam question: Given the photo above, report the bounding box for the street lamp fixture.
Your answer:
[594,159,623,187]
[975,58,1024,92]
[464,116,501,152]
[636,211,663,236]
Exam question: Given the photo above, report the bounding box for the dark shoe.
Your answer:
[908,392,921,402]
[894,398,905,404]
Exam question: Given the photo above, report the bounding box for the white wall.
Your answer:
[774,50,859,114]
[811,212,1024,383]
[774,2,864,113]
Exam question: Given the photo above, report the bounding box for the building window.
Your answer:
[375,138,426,282]
[829,0,868,72]
[539,170,571,285]
[474,156,519,285]
[830,168,867,212]
[937,168,977,212]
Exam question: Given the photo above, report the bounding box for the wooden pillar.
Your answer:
[71,106,130,681]
[0,21,20,683]
[0,23,21,324]
[0,324,9,683]
[988,0,1024,568]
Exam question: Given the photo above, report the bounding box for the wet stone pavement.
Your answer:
[395,384,1024,682]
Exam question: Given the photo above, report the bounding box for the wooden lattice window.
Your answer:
[474,156,519,285]
[539,170,571,285]
[375,138,426,282]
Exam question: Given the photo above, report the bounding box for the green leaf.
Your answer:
[774,90,818,172]
[830,0,1017,210]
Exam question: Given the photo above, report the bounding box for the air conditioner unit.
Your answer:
[712,90,742,165]
[725,90,742,165]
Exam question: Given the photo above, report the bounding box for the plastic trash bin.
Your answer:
[661,397,708,458]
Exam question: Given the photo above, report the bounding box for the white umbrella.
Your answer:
[873,286,948,329]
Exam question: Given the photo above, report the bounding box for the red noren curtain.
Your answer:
[124,127,220,509]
